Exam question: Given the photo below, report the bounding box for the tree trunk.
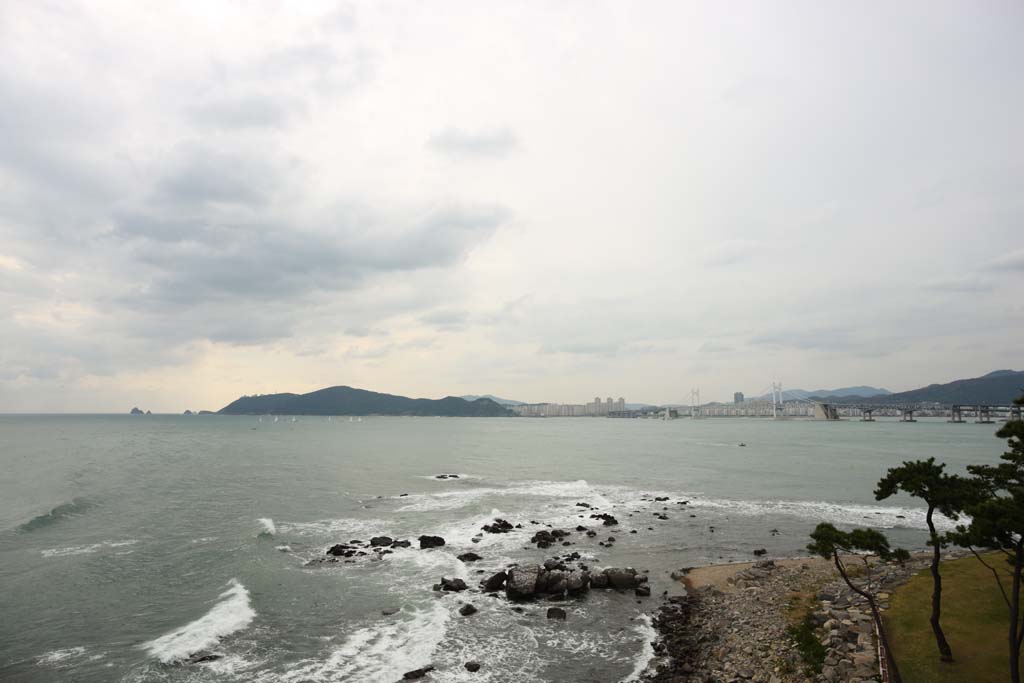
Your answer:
[926,505,954,661]
[1011,543,1022,683]
[833,551,902,683]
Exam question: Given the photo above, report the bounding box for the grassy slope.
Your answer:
[884,553,1017,683]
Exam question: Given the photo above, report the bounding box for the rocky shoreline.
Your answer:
[642,552,953,683]
[297,484,944,682]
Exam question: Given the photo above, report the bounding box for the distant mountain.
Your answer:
[459,394,525,407]
[219,386,513,417]
[829,370,1024,405]
[754,386,891,401]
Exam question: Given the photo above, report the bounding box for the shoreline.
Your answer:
[645,551,948,683]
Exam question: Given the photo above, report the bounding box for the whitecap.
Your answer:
[257,518,276,536]
[684,497,953,531]
[276,602,449,683]
[142,579,256,664]
[38,646,86,665]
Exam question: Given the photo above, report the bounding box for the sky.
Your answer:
[0,1,1022,412]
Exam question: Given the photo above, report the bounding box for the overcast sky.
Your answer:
[1,1,1022,412]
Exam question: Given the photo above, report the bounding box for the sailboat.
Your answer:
[349,416,354,423]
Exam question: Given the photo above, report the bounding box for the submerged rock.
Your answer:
[547,607,567,620]
[459,603,477,616]
[465,661,481,672]
[403,666,435,679]
[457,552,483,563]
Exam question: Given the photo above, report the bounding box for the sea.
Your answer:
[0,414,1004,682]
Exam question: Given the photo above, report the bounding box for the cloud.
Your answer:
[698,341,734,353]
[428,127,520,159]
[990,249,1024,272]
[924,277,992,294]
[701,240,764,267]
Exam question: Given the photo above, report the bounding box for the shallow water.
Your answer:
[0,415,1003,682]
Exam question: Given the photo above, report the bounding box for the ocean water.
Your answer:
[0,415,1003,682]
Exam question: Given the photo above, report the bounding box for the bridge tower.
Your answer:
[977,406,994,424]
[949,405,964,423]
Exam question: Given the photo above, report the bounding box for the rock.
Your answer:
[482,518,514,534]
[391,539,412,548]
[370,536,394,547]
[506,564,541,600]
[434,474,459,479]
[459,603,477,616]
[752,548,767,556]
[464,661,481,672]
[635,585,651,597]
[458,552,483,562]
[130,407,144,415]
[403,666,435,679]
[437,577,468,592]
[418,535,446,549]
[603,567,646,590]
[547,607,567,620]
[590,513,619,526]
[187,652,222,664]
[482,571,507,592]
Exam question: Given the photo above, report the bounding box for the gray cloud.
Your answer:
[991,249,1024,272]
[428,127,519,159]
[701,240,764,267]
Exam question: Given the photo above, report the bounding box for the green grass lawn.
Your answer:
[884,553,1018,683]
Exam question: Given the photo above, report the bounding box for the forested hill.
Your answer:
[218,386,513,416]
[828,370,1024,405]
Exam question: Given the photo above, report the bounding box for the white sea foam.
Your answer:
[41,539,138,558]
[142,579,256,664]
[257,518,277,536]
[277,517,389,538]
[621,616,658,682]
[276,602,450,683]
[684,497,954,531]
[396,479,613,513]
[37,646,86,665]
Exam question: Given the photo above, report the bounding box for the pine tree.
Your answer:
[808,523,909,683]
[875,457,980,662]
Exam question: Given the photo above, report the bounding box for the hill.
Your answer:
[755,386,890,401]
[458,394,525,406]
[219,386,513,416]
[828,370,1024,405]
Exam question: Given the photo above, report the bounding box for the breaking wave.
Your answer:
[257,518,277,536]
[142,579,256,664]
[277,602,450,683]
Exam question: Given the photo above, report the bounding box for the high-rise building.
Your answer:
[734,392,744,405]
[615,397,625,412]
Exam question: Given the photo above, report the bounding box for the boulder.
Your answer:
[459,603,478,616]
[465,661,481,672]
[458,552,483,563]
[436,577,468,592]
[602,568,647,590]
[419,535,446,549]
[506,564,541,600]
[546,607,567,620]
[481,571,507,592]
[370,536,394,547]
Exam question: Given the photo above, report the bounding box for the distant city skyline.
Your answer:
[0,2,1021,412]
